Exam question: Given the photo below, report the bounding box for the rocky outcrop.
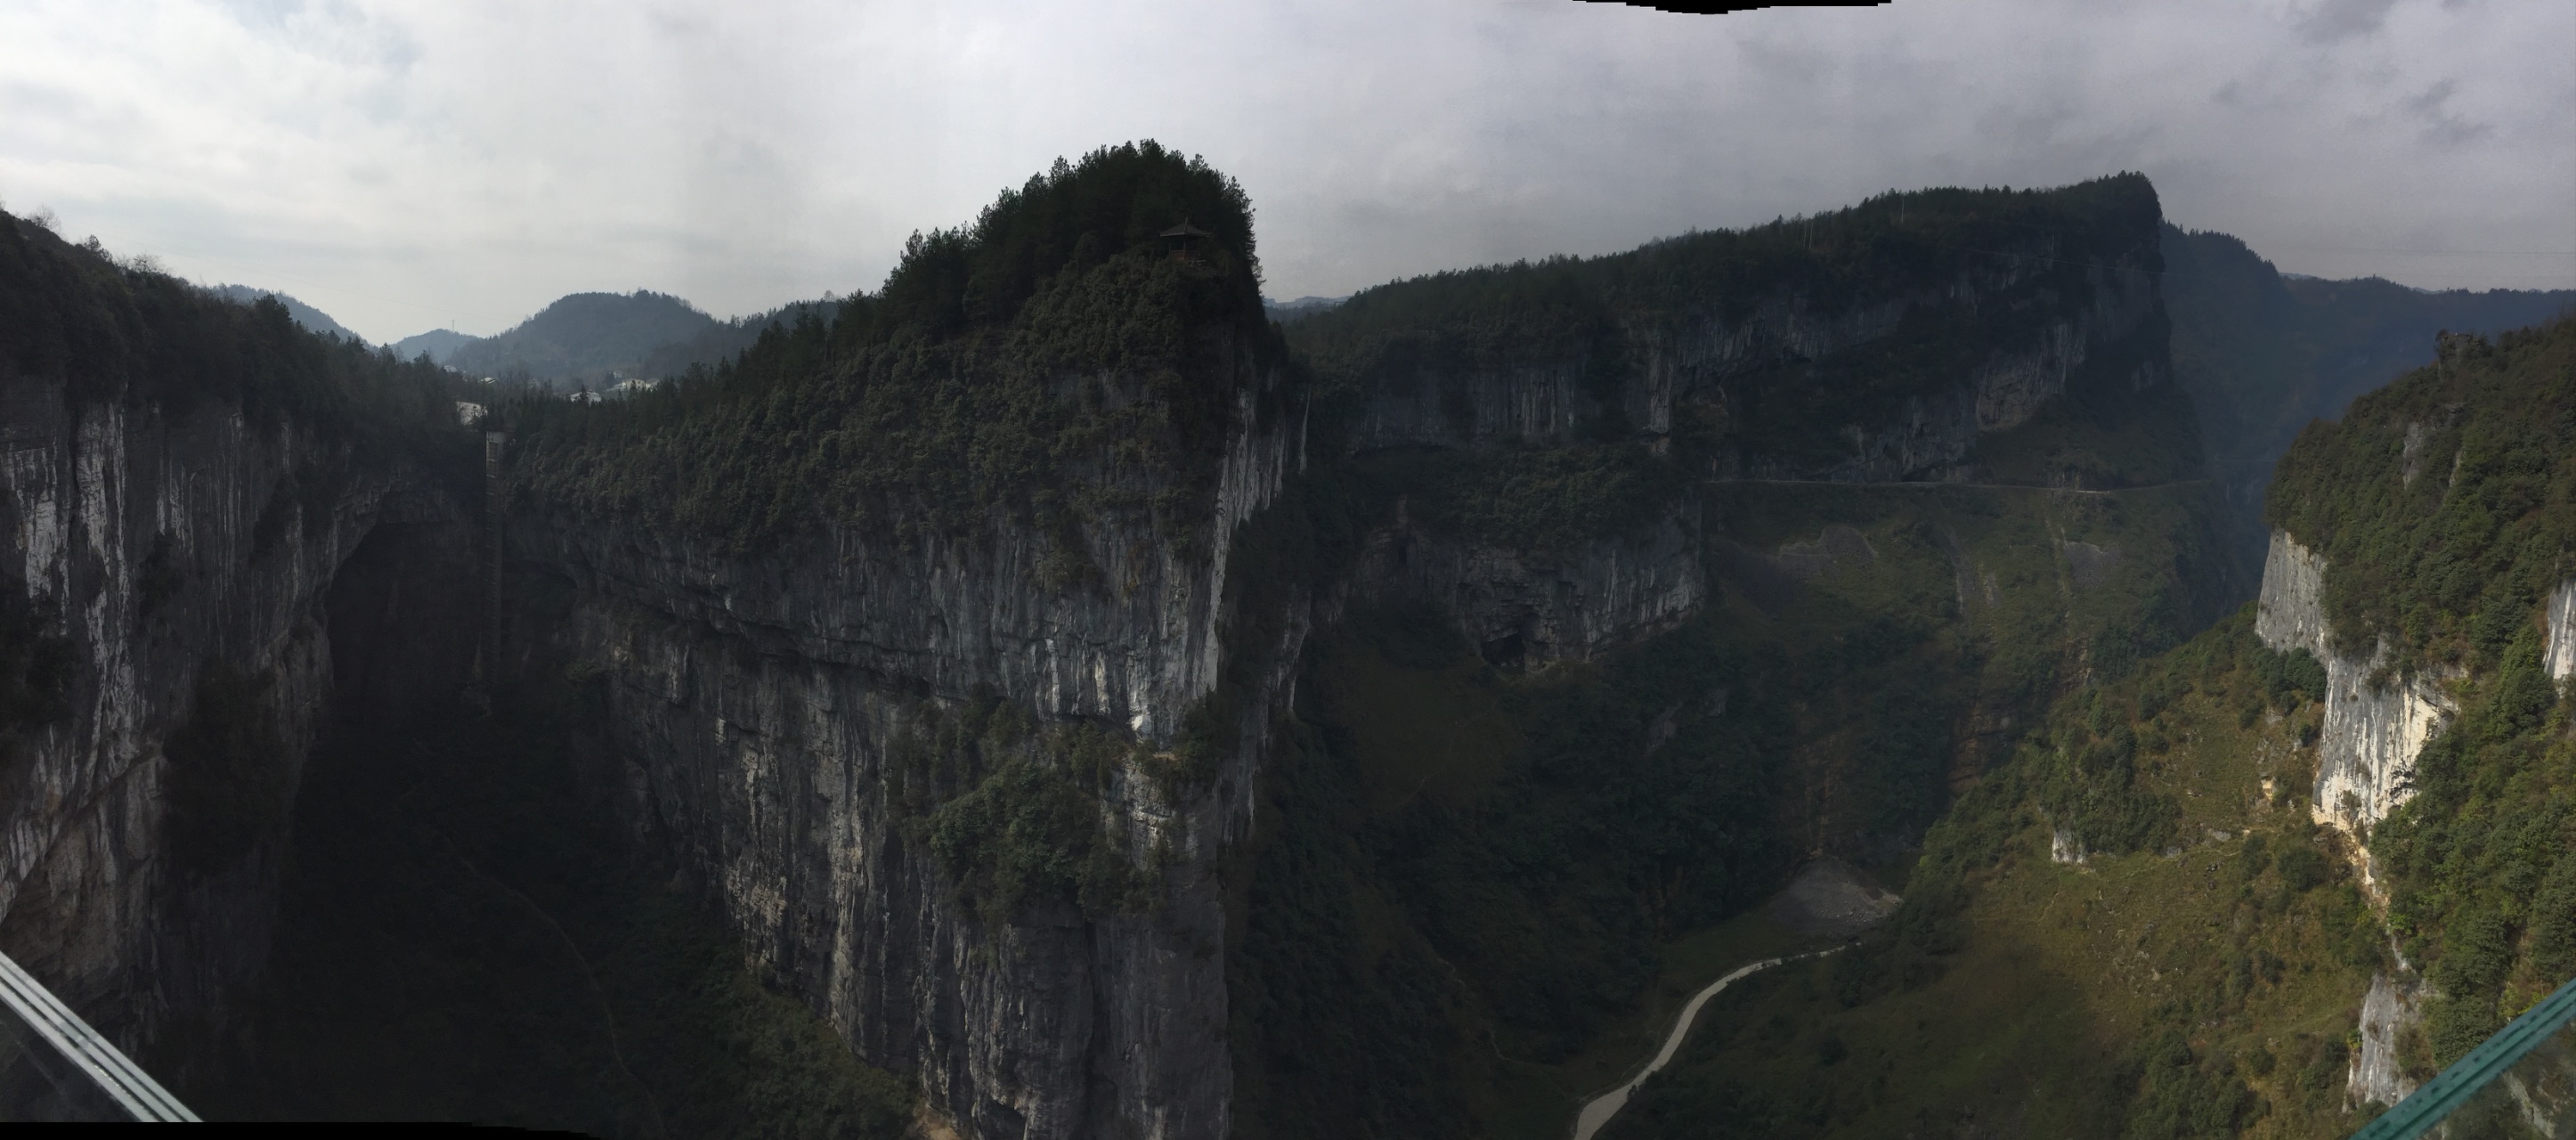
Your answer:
[1767,525,1875,582]
[510,330,1302,1140]
[2256,532,2450,1112]
[2545,579,2576,681]
[0,378,461,1079]
[1351,501,1705,666]
[2253,530,2451,847]
[2349,971,2422,1108]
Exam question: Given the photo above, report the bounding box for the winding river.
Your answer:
[1569,947,1843,1140]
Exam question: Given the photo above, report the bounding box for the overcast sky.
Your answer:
[2,0,2570,343]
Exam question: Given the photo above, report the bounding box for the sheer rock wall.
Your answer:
[0,377,458,1079]
[508,338,1301,1140]
[1343,250,2167,485]
[2253,529,2451,848]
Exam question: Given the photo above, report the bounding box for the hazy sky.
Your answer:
[3,0,2570,343]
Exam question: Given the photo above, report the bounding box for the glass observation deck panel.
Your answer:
[0,951,198,1122]
[2356,974,2576,1140]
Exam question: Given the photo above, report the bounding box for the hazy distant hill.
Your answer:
[204,284,361,341]
[390,328,478,365]
[445,290,722,384]
[1262,294,1345,323]
[2160,224,2576,574]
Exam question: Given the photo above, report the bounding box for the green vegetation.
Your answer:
[902,703,1171,924]
[2161,222,2576,575]
[1605,610,2383,1138]
[1598,317,2576,1138]
[1214,172,2237,1138]
[0,212,475,471]
[1295,175,2163,397]
[444,290,721,385]
[2378,622,2576,1071]
[1286,174,2197,488]
[199,680,912,1136]
[1225,472,2233,1138]
[2269,319,2576,666]
[506,141,1275,553]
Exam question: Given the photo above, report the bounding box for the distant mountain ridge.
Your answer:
[443,290,721,385]
[203,284,361,341]
[1262,294,1345,323]
[2159,224,2576,578]
[390,328,477,364]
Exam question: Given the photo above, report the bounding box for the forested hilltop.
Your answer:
[1606,314,2576,1138]
[504,142,1271,551]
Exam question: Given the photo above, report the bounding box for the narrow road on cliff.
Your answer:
[1706,477,2214,496]
[1569,947,1845,1140]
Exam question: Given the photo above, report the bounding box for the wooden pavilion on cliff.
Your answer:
[1160,220,1213,258]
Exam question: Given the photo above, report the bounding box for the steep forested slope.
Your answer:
[201,284,363,342]
[1610,315,2576,1138]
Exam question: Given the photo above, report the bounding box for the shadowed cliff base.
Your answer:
[191,680,912,1136]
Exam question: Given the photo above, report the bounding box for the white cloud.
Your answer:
[1,0,2567,342]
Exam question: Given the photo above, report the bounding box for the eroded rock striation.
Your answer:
[507,323,1301,1139]
[2253,529,2450,847]
[0,375,464,1079]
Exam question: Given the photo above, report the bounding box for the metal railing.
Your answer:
[0,952,198,1121]
[2356,975,2576,1139]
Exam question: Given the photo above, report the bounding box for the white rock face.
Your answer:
[2349,972,2422,1108]
[2545,579,2576,680]
[2253,530,2451,843]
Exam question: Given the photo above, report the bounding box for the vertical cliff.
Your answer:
[506,338,1297,1136]
[2253,529,2451,856]
[497,144,1309,1139]
[0,215,474,1077]
[2544,579,2576,680]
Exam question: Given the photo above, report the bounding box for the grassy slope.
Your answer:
[1606,613,2380,1138]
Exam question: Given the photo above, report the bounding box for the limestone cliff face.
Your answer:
[2253,529,2451,848]
[2545,579,2576,680]
[2348,971,2423,1109]
[1319,211,2171,669]
[1341,249,2168,485]
[510,334,1301,1139]
[0,374,459,1076]
[2254,530,2446,1110]
[1350,501,1704,666]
